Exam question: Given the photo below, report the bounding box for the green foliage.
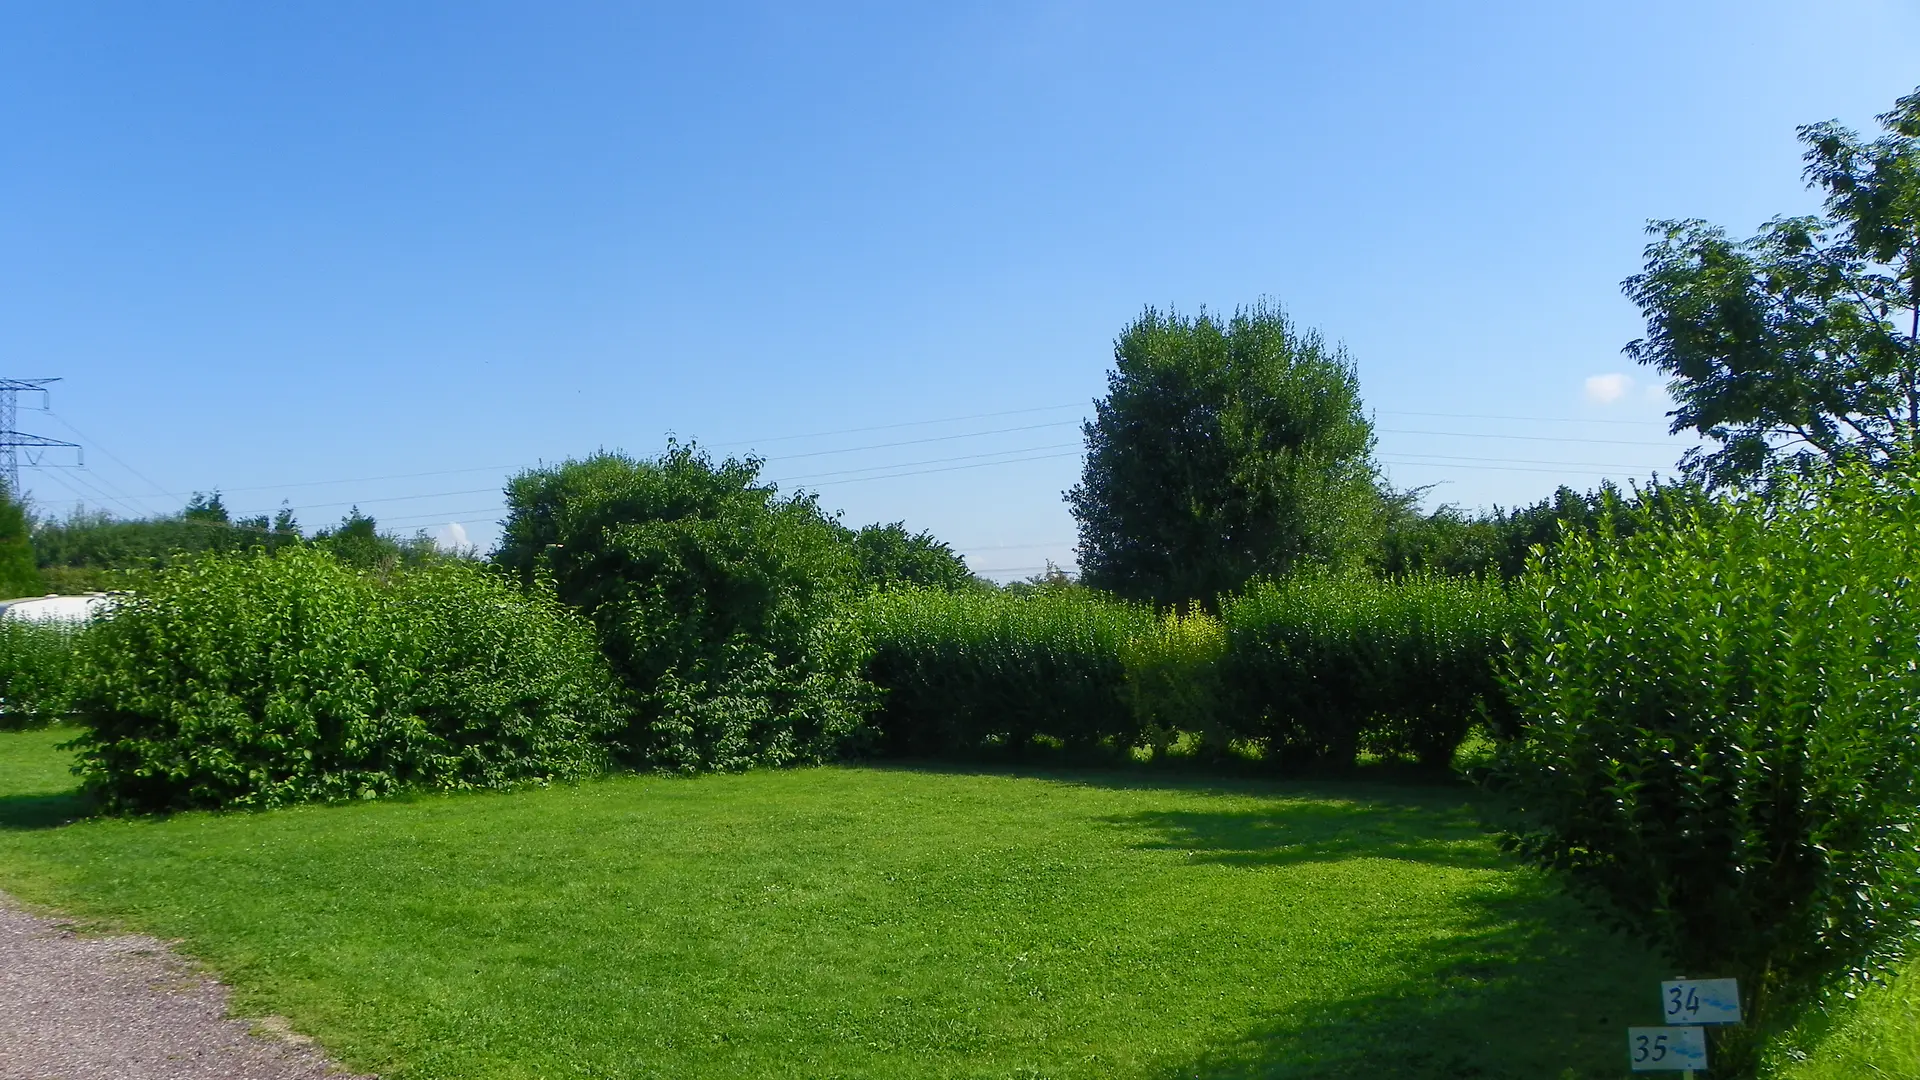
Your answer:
[68,547,621,812]
[32,499,303,591]
[1070,302,1382,607]
[311,507,441,571]
[859,574,1510,770]
[1623,86,1920,488]
[1220,573,1517,768]
[183,490,230,523]
[857,588,1154,754]
[1494,465,1920,1070]
[0,480,40,598]
[1120,607,1228,754]
[1377,478,1719,580]
[1766,959,1920,1080]
[496,445,876,772]
[0,618,79,730]
[843,521,983,591]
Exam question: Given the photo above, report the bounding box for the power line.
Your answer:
[153,462,528,499]
[768,442,1080,484]
[774,449,1081,488]
[125,407,1092,500]
[261,441,1088,516]
[58,470,151,519]
[707,403,1085,449]
[40,410,174,503]
[765,421,1081,463]
[1381,457,1673,477]
[1380,450,1675,469]
[1378,427,1682,447]
[972,564,1072,576]
[1378,409,1670,427]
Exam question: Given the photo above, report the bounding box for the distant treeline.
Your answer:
[1374,477,1717,581]
[20,493,439,594]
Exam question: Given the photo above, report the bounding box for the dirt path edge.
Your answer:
[0,891,374,1080]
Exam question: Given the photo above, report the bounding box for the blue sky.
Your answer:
[2,2,1916,577]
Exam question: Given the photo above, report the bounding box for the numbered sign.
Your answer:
[1661,978,1742,1025]
[1628,1026,1708,1071]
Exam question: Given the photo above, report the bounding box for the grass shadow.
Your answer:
[0,789,92,830]
[1106,800,1506,871]
[1149,884,1663,1079]
[859,752,1470,801]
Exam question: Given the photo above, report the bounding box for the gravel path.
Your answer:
[0,894,372,1080]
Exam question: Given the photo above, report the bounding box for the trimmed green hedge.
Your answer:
[0,618,81,730]
[857,588,1154,754]
[1220,573,1518,767]
[858,577,1514,768]
[70,548,623,812]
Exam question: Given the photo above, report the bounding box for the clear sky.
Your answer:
[3,2,1916,578]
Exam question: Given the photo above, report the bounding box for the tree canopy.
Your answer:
[0,481,41,598]
[1068,303,1380,607]
[496,444,874,771]
[841,521,982,592]
[1624,86,1920,488]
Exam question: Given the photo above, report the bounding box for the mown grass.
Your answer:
[1766,970,1920,1080]
[0,725,1904,1079]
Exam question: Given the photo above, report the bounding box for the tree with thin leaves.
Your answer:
[1623,86,1920,488]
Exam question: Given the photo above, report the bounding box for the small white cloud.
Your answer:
[438,521,471,551]
[1583,373,1634,405]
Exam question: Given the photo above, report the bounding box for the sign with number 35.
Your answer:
[1628,1026,1707,1071]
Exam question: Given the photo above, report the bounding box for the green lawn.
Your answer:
[0,724,1890,1079]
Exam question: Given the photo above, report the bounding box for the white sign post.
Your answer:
[1628,1025,1707,1072]
[1629,976,1740,1076]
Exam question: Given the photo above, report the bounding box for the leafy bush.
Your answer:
[858,588,1154,754]
[0,618,81,729]
[842,521,983,592]
[1220,573,1516,767]
[1121,608,1228,754]
[0,479,40,598]
[496,446,876,772]
[1494,465,1920,1068]
[69,547,621,812]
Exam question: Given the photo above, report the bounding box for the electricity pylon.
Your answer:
[0,378,82,495]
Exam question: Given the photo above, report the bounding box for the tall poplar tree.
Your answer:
[1068,302,1380,607]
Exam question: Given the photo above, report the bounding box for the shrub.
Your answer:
[842,521,983,592]
[0,618,81,729]
[0,479,39,598]
[496,446,876,772]
[1220,572,1516,767]
[1121,607,1228,754]
[1494,465,1920,1069]
[858,588,1154,754]
[69,547,621,812]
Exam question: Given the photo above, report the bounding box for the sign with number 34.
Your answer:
[1628,1025,1707,1071]
[1662,978,1742,1025]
